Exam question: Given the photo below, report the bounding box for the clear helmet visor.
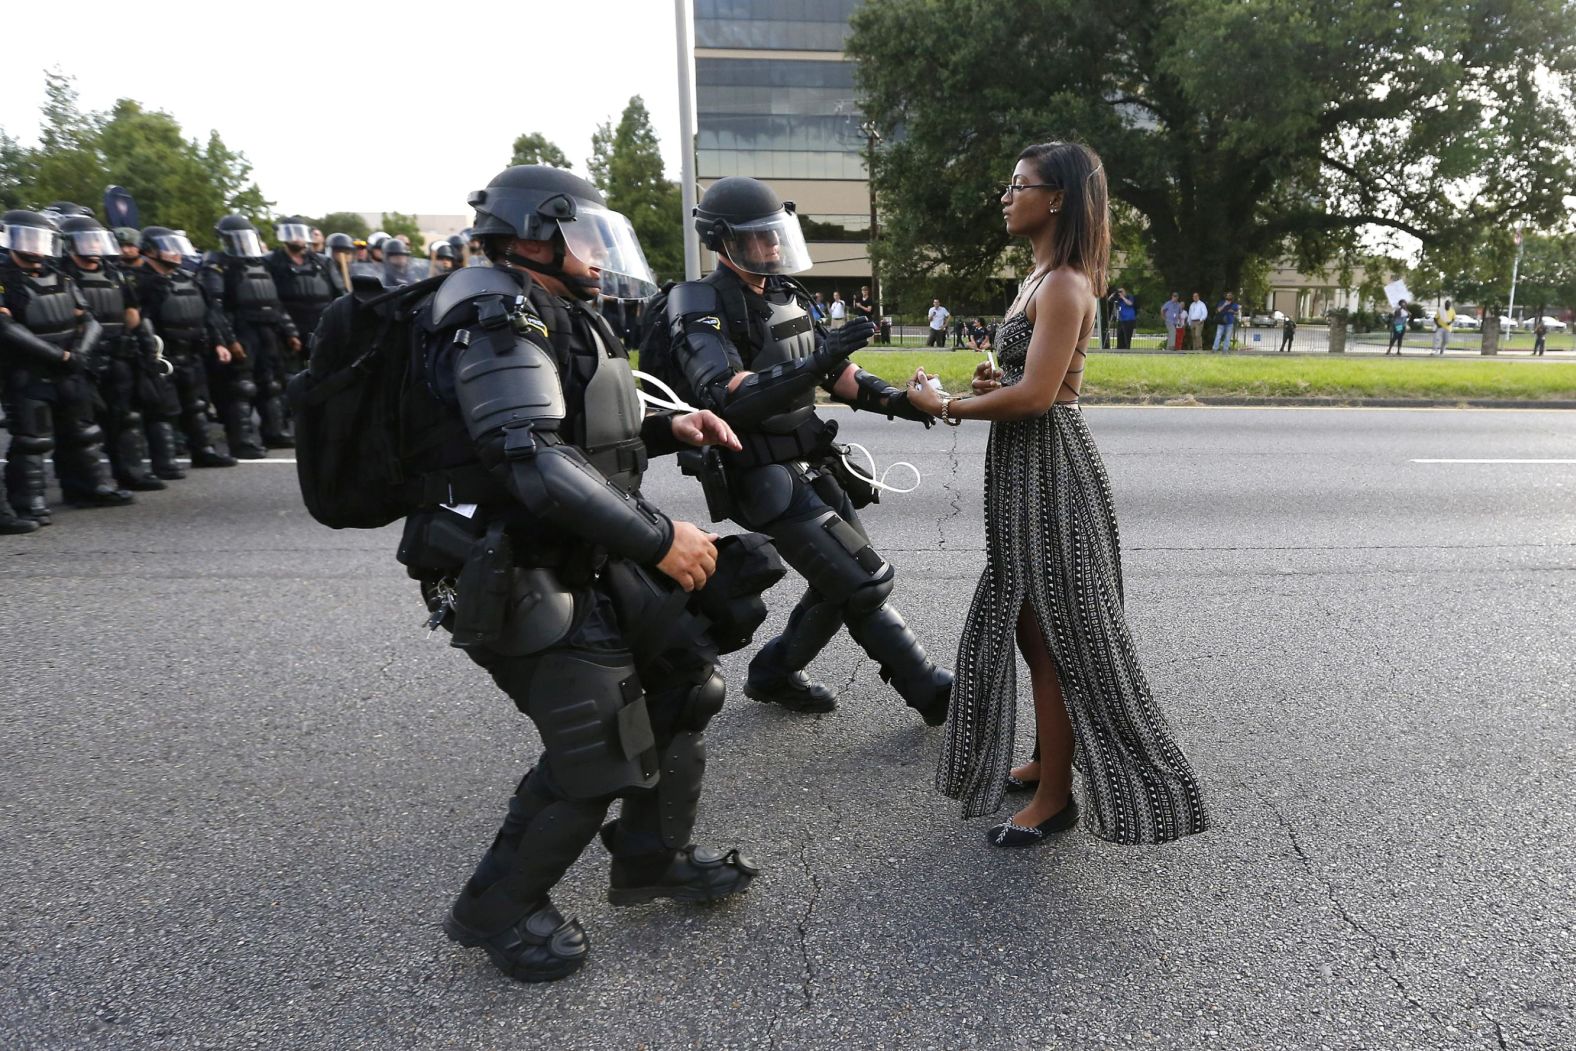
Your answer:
[221,229,265,257]
[719,209,812,276]
[275,223,312,245]
[148,233,198,259]
[6,225,63,258]
[558,204,658,300]
[69,230,120,257]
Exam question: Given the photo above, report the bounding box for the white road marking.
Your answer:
[1411,458,1576,464]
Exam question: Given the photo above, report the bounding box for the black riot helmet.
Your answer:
[467,164,656,300]
[432,242,455,261]
[44,201,94,221]
[215,214,265,258]
[325,232,356,253]
[694,176,812,276]
[3,209,64,264]
[383,237,410,258]
[140,225,199,270]
[58,214,120,259]
[275,216,313,247]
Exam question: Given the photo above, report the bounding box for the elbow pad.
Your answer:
[667,281,742,413]
[719,356,829,428]
[502,429,673,565]
[0,314,69,367]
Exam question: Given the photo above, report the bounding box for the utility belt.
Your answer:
[403,462,511,510]
[722,414,836,470]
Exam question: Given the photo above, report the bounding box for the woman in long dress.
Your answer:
[906,142,1208,848]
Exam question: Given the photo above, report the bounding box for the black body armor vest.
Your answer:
[9,266,80,348]
[269,251,335,310]
[708,270,824,440]
[65,262,128,340]
[222,257,287,323]
[151,270,209,344]
[525,285,648,494]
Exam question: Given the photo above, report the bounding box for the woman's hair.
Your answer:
[1017,141,1110,297]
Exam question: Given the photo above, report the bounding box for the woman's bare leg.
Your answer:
[1011,602,1074,826]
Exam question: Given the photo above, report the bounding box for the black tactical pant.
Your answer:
[450,573,722,933]
[234,320,293,444]
[206,335,262,456]
[3,365,116,515]
[736,460,943,707]
[95,352,156,486]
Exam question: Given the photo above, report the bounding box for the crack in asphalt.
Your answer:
[936,425,963,550]
[1250,783,1508,1046]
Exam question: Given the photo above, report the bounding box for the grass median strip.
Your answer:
[835,351,1576,402]
[629,350,1576,402]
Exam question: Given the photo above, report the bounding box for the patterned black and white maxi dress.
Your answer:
[935,309,1209,844]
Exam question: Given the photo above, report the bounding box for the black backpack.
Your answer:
[286,273,447,529]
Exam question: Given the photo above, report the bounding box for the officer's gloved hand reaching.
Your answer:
[814,317,876,373]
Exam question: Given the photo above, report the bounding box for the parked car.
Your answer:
[1248,310,1288,326]
[1451,313,1481,331]
[1497,315,1519,331]
[1537,315,1568,332]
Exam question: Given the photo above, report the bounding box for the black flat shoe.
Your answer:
[1004,773,1040,794]
[987,797,1079,849]
[744,670,838,713]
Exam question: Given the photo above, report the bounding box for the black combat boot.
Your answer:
[601,824,759,907]
[443,898,588,983]
[744,638,838,712]
[145,422,187,480]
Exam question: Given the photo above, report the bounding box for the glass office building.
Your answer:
[692,0,872,292]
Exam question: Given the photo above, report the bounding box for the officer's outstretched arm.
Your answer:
[837,365,936,426]
[667,282,871,428]
[0,312,68,367]
[453,295,673,565]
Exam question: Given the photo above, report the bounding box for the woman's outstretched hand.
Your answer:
[907,368,944,415]
[972,359,1004,394]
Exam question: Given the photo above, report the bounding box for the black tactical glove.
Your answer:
[813,317,876,373]
[881,387,936,428]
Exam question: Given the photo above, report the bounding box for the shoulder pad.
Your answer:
[430,265,528,328]
[668,280,723,320]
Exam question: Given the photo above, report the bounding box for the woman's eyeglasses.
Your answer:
[996,182,1055,199]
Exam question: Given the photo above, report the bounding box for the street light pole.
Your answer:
[674,0,701,280]
[861,120,881,315]
[1507,225,1524,328]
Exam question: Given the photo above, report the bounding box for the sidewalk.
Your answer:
[1099,328,1576,362]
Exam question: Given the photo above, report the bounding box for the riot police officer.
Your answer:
[199,215,299,452]
[390,166,767,982]
[135,227,237,470]
[1,209,131,523]
[429,241,457,274]
[324,232,357,297]
[58,214,166,491]
[264,217,337,352]
[381,237,416,286]
[665,176,951,722]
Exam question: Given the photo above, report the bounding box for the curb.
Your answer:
[1077,395,1576,409]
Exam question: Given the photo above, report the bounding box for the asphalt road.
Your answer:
[3,407,1573,1051]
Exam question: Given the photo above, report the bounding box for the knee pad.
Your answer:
[844,567,895,614]
[74,421,105,445]
[265,379,283,397]
[677,670,725,732]
[120,409,143,429]
[11,434,54,455]
[235,379,258,400]
[774,508,890,605]
[513,650,660,800]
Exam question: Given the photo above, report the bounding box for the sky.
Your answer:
[0,0,689,218]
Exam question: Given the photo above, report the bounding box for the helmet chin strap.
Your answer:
[506,248,600,301]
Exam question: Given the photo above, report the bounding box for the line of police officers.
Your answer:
[0,208,466,533]
[2,168,954,986]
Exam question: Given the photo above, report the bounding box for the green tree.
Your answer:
[200,130,272,231]
[380,210,424,248]
[97,100,221,238]
[586,96,682,283]
[511,132,571,169]
[847,0,1576,303]
[315,211,371,239]
[0,129,37,210]
[27,70,107,209]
